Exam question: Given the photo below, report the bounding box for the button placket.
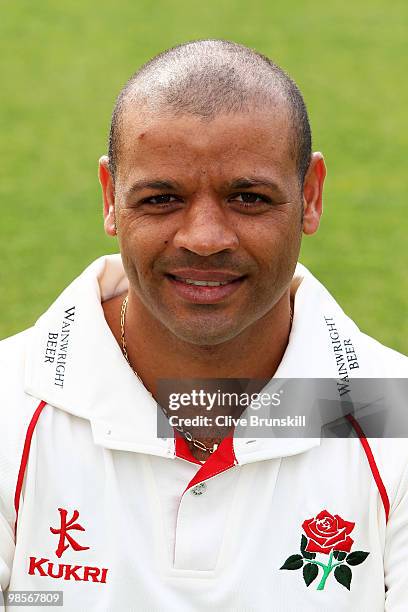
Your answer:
[174,468,240,570]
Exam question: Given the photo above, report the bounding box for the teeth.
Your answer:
[174,276,230,287]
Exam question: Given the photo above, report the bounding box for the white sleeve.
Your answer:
[0,330,35,611]
[384,459,408,610]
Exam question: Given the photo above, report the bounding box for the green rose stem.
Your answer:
[306,551,345,590]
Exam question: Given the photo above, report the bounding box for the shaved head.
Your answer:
[108,39,312,186]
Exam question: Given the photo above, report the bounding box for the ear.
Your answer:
[99,155,117,236]
[302,152,327,235]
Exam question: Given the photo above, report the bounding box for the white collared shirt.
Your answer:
[1,255,407,611]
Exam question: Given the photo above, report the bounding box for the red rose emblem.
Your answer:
[302,509,355,555]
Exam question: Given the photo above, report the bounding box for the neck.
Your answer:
[103,289,294,398]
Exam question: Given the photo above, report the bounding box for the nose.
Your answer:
[173,197,239,256]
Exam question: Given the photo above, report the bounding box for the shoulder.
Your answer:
[323,324,408,516]
[0,326,31,365]
[357,331,408,377]
[0,327,38,399]
[365,438,408,518]
[0,329,41,528]
[353,334,408,511]
[0,328,33,400]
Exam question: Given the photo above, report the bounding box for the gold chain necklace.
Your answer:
[120,295,219,456]
[120,294,293,457]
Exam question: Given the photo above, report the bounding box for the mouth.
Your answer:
[171,276,232,287]
[165,273,246,304]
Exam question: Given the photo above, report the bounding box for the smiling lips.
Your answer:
[166,269,246,303]
[173,277,230,287]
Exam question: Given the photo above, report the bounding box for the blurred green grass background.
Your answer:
[1,0,407,353]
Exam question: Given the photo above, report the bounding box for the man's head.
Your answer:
[99,39,326,347]
[108,39,312,189]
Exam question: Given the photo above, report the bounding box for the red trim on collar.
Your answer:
[174,431,203,466]
[175,430,238,493]
[346,413,390,523]
[14,400,47,538]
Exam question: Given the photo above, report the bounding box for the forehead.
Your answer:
[116,106,296,184]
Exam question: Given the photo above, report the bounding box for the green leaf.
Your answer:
[346,551,369,566]
[333,550,347,561]
[300,534,316,559]
[303,550,316,560]
[280,554,304,570]
[334,565,352,590]
[303,563,319,586]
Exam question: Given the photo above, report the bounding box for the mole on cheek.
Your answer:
[138,132,146,140]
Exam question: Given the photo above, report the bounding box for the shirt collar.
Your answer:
[24,254,364,463]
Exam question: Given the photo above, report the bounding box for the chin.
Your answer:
[168,320,242,347]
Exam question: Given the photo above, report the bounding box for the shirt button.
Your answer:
[191,482,207,496]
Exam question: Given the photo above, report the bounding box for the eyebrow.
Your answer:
[125,179,182,199]
[125,175,286,199]
[229,176,286,198]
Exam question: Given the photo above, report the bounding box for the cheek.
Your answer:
[248,218,301,273]
[117,216,171,282]
[120,210,175,243]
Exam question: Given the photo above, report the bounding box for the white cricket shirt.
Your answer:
[1,255,408,611]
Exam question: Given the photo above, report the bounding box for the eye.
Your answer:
[229,192,271,208]
[140,194,181,208]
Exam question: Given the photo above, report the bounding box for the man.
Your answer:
[1,39,407,611]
